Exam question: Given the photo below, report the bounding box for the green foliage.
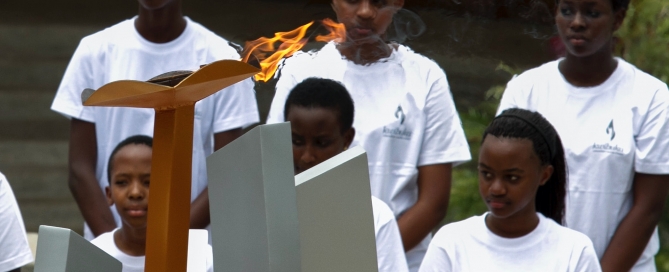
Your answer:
[616,0,669,83]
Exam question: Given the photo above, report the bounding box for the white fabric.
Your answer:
[418,213,601,272]
[91,229,213,272]
[51,16,260,240]
[267,43,471,270]
[372,196,409,272]
[498,58,669,271]
[0,172,33,271]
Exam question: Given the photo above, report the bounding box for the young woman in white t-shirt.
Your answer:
[498,0,669,270]
[419,108,601,272]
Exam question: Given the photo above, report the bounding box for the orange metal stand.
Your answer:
[83,60,258,272]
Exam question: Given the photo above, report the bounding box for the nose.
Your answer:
[357,1,375,19]
[489,179,506,196]
[300,146,316,165]
[128,181,145,200]
[570,12,586,31]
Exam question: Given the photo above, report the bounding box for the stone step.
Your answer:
[0,59,69,90]
[0,24,96,60]
[18,199,82,233]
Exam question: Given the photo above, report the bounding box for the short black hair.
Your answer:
[483,108,567,225]
[107,135,153,183]
[556,0,629,11]
[283,77,354,133]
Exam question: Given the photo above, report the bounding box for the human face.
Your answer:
[478,136,552,222]
[106,144,152,230]
[331,0,404,42]
[555,0,625,57]
[287,106,355,175]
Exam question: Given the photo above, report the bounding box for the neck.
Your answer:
[559,43,618,87]
[336,40,394,65]
[115,225,147,256]
[485,209,539,238]
[135,2,186,44]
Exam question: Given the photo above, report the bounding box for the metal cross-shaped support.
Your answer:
[82,60,258,272]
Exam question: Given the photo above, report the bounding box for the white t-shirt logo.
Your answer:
[606,120,616,141]
[395,106,406,125]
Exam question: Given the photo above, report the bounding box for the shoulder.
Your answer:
[431,215,481,247]
[371,196,395,225]
[78,19,134,50]
[619,59,669,97]
[90,230,116,251]
[508,60,559,90]
[544,218,595,250]
[186,18,240,59]
[397,45,445,81]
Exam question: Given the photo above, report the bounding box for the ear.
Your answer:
[395,0,405,8]
[105,186,114,206]
[343,127,355,149]
[539,165,554,186]
[612,8,627,31]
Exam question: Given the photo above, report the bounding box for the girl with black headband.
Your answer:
[498,0,669,270]
[419,108,600,272]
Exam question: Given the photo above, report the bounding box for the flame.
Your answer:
[241,19,347,82]
[315,18,347,44]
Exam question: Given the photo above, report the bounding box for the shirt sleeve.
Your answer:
[373,199,409,272]
[417,231,453,272]
[634,84,669,174]
[497,74,522,116]
[418,68,471,166]
[572,240,603,272]
[211,78,260,133]
[51,38,96,122]
[0,173,33,271]
[266,58,299,124]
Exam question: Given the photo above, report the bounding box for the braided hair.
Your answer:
[483,108,567,224]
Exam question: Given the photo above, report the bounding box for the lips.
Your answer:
[567,35,587,46]
[125,207,148,217]
[351,26,374,37]
[487,199,508,209]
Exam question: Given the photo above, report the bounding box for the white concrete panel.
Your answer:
[207,122,301,272]
[295,146,378,272]
[34,225,121,272]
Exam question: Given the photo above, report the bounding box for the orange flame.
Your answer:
[242,19,347,82]
[315,18,347,44]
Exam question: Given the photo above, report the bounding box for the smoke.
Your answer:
[386,9,427,43]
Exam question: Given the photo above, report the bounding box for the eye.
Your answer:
[316,139,332,148]
[560,7,573,16]
[586,10,600,18]
[479,170,493,180]
[371,0,388,7]
[114,179,128,186]
[507,175,520,183]
[292,138,304,146]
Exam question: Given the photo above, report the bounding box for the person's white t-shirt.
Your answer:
[498,58,669,271]
[91,229,214,272]
[51,17,260,240]
[267,43,471,271]
[418,213,601,272]
[372,196,409,272]
[0,172,33,271]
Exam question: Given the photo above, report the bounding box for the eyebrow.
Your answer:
[478,163,524,173]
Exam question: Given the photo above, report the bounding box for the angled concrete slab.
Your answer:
[33,225,121,272]
[207,122,301,272]
[295,146,378,272]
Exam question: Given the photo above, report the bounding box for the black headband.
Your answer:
[494,112,556,160]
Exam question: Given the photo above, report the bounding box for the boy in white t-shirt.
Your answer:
[267,1,471,270]
[498,0,669,270]
[0,172,33,272]
[285,78,409,272]
[91,135,213,272]
[51,0,259,240]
